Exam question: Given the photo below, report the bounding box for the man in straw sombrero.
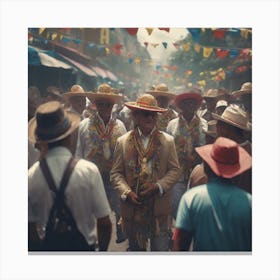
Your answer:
[62,84,89,154]
[28,101,112,251]
[173,137,252,251]
[75,83,127,244]
[146,83,178,131]
[110,93,181,251]
[166,88,206,219]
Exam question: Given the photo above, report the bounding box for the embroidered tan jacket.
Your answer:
[110,130,181,220]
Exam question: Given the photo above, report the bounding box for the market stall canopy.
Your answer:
[28,46,72,69]
[59,54,97,77]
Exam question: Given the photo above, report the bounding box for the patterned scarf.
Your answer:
[87,112,121,173]
[125,128,161,248]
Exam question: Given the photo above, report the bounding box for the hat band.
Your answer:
[136,101,158,109]
[210,149,239,165]
[36,117,71,141]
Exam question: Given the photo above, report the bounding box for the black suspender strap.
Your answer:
[40,157,79,200]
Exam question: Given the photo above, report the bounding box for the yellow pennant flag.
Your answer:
[51,33,58,40]
[197,80,206,87]
[146,28,154,35]
[134,58,141,64]
[203,47,213,58]
[182,42,190,52]
[241,29,251,39]
[105,47,110,55]
[194,43,201,53]
[151,43,159,48]
[39,28,45,35]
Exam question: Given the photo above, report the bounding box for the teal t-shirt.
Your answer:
[176,177,252,251]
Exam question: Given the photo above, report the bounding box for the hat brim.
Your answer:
[63,92,88,99]
[85,93,123,104]
[195,144,251,178]
[212,113,251,131]
[125,102,167,113]
[231,90,251,99]
[174,93,203,108]
[28,111,81,144]
[145,90,176,99]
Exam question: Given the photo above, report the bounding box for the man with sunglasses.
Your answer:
[75,84,127,245]
[110,94,181,251]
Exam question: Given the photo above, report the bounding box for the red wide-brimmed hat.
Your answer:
[125,94,167,113]
[195,137,252,178]
[174,88,203,109]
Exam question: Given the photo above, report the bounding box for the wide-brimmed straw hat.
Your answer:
[231,82,252,99]
[145,83,175,99]
[62,84,88,99]
[174,88,203,109]
[203,88,228,99]
[202,120,217,138]
[212,104,251,131]
[28,101,80,144]
[195,137,252,178]
[85,83,124,104]
[125,94,167,113]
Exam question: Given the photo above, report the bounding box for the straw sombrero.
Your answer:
[28,101,80,144]
[85,84,124,104]
[125,94,167,113]
[145,83,175,99]
[212,104,251,131]
[62,84,88,99]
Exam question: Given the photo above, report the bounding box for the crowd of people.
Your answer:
[28,81,252,252]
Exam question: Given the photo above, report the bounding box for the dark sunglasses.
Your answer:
[95,102,113,108]
[139,111,157,118]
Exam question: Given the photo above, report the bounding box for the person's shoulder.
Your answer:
[76,158,99,172]
[159,131,174,142]
[28,161,40,177]
[117,130,133,142]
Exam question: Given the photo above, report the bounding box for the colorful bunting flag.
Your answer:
[146,28,154,35]
[159,28,170,32]
[162,42,168,49]
[126,28,139,36]
[203,47,213,58]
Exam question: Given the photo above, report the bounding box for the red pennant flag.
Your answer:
[213,29,226,39]
[144,42,148,48]
[173,43,179,49]
[159,28,170,32]
[113,44,123,55]
[216,48,229,59]
[126,28,139,36]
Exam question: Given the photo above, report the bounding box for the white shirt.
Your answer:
[75,115,127,160]
[28,147,111,245]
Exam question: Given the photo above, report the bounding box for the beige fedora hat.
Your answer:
[28,101,80,144]
[212,104,251,131]
[231,82,252,99]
